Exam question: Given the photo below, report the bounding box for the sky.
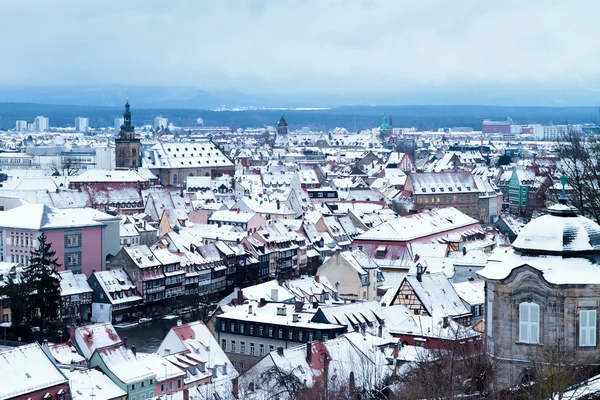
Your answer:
[1,0,600,105]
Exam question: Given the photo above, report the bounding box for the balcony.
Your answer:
[145,286,165,294]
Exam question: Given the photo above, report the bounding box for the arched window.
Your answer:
[519,302,540,344]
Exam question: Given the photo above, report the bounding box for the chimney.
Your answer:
[236,288,244,304]
[69,325,76,343]
[177,319,183,326]
[413,254,420,263]
[393,344,399,359]
[463,247,467,256]
[442,316,449,329]
[276,199,280,210]
[232,377,239,399]
[315,275,320,283]
[277,279,283,287]
[259,298,267,307]
[183,389,190,400]
[349,371,356,398]
[306,342,312,364]
[271,288,279,302]
[295,301,304,312]
[416,263,424,283]
[277,346,284,356]
[248,304,253,314]
[292,313,299,323]
[131,345,137,357]
[164,349,171,355]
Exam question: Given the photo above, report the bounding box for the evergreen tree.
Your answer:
[3,274,29,330]
[25,233,62,326]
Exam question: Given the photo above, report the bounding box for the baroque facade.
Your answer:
[479,198,600,388]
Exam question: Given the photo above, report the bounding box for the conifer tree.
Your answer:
[25,233,62,326]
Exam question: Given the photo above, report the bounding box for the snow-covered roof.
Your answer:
[71,169,155,183]
[64,368,127,400]
[90,269,142,306]
[59,270,93,296]
[98,346,155,384]
[136,353,186,381]
[452,280,485,305]
[48,342,86,365]
[0,203,105,230]
[512,204,600,254]
[356,207,479,242]
[405,273,470,319]
[74,322,123,360]
[0,343,68,400]
[478,247,600,285]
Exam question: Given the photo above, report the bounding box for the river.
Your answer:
[114,317,181,353]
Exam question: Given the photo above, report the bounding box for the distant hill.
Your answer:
[0,102,598,132]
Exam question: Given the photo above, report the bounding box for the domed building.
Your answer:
[479,192,600,388]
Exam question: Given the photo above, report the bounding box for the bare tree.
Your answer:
[512,339,598,400]
[395,332,500,399]
[557,129,600,224]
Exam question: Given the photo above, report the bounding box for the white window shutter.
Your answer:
[530,303,539,344]
[580,310,588,346]
[519,303,529,343]
[590,310,597,347]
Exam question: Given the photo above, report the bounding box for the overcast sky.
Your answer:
[1,0,599,105]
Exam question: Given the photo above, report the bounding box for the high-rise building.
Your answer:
[15,120,27,131]
[75,117,89,133]
[114,117,124,133]
[153,116,168,131]
[115,100,141,170]
[35,116,49,132]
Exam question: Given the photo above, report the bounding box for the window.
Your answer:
[140,394,145,400]
[160,383,165,393]
[240,323,245,333]
[240,341,246,354]
[231,322,235,332]
[231,340,236,353]
[177,379,182,389]
[308,332,313,342]
[249,325,254,335]
[221,321,225,331]
[66,234,79,247]
[278,329,283,339]
[259,344,265,356]
[323,334,328,341]
[299,331,303,341]
[250,342,255,355]
[269,345,274,353]
[519,302,540,344]
[268,327,273,337]
[580,310,597,347]
[288,330,293,340]
[169,381,173,392]
[131,385,136,390]
[221,339,226,350]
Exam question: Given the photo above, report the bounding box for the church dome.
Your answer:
[512,203,600,255]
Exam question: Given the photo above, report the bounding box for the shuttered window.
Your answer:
[519,302,540,344]
[579,310,597,347]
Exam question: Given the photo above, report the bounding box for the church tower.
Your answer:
[277,114,288,135]
[115,99,141,170]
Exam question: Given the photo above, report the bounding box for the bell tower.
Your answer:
[115,99,141,170]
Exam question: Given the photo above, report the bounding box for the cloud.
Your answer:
[0,0,598,103]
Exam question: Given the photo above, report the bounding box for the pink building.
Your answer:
[0,203,106,277]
